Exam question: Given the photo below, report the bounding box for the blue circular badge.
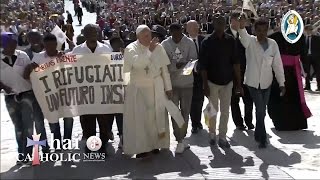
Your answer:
[281,10,304,44]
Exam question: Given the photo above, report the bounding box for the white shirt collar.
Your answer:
[81,41,104,52]
[230,28,238,38]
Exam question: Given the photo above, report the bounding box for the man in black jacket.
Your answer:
[226,12,254,131]
[186,20,205,134]
[199,15,242,148]
[75,5,83,26]
[303,25,320,91]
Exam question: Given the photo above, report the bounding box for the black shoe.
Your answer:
[191,127,199,134]
[247,124,255,130]
[218,139,231,148]
[254,136,260,143]
[16,154,24,166]
[236,125,247,131]
[258,142,267,149]
[198,124,203,129]
[136,152,150,158]
[22,158,32,165]
[209,139,216,146]
[304,87,311,91]
[16,161,24,166]
[316,89,320,92]
[151,149,160,154]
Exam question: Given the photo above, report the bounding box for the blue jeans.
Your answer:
[49,118,74,149]
[5,91,35,157]
[247,86,271,144]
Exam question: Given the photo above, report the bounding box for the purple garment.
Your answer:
[1,32,17,49]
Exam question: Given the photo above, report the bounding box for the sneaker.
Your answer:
[209,133,216,145]
[218,139,231,148]
[175,143,186,154]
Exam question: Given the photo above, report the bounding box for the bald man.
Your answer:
[123,25,173,158]
[186,20,205,134]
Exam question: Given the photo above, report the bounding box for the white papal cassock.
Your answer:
[123,41,184,155]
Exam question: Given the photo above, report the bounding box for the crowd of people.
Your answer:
[1,0,320,165]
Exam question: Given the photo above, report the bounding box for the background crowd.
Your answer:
[1,0,320,47]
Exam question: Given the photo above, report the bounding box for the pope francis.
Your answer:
[123,25,184,158]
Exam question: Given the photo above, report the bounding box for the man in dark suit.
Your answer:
[186,20,205,133]
[75,5,83,26]
[226,12,254,130]
[303,25,320,91]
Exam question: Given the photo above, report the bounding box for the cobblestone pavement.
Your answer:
[1,1,320,179]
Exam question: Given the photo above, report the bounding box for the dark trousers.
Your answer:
[304,55,320,89]
[80,114,112,147]
[190,85,204,128]
[49,118,74,149]
[231,85,253,127]
[33,97,50,151]
[5,91,35,158]
[78,16,82,25]
[106,114,123,136]
[248,86,271,144]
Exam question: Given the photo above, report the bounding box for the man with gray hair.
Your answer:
[123,25,174,158]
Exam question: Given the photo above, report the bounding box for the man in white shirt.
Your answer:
[237,17,286,148]
[25,34,74,151]
[72,24,113,153]
[24,30,50,154]
[0,32,34,165]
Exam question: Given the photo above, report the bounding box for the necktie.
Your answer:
[306,36,311,55]
[193,38,199,56]
[308,36,311,55]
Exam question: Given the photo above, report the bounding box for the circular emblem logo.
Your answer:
[281,10,304,44]
[86,136,102,152]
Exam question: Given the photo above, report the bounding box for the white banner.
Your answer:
[30,53,125,123]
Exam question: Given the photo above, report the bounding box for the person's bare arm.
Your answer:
[23,62,38,79]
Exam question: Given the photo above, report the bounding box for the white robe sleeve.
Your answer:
[161,66,172,91]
